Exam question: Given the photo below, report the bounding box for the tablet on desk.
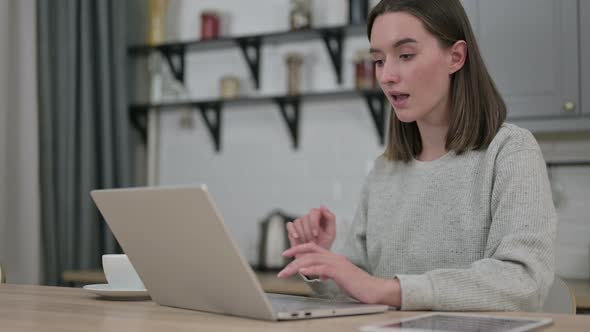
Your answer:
[359,313,553,332]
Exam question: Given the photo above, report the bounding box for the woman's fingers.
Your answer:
[298,266,331,281]
[300,214,315,241]
[282,242,326,257]
[286,221,298,239]
[293,218,308,243]
[277,252,330,278]
[308,208,321,237]
[320,205,335,221]
[286,207,336,248]
[286,222,301,247]
[319,206,337,239]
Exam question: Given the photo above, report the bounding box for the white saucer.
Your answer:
[83,284,149,299]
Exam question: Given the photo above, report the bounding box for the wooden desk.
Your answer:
[62,271,590,310]
[62,269,314,297]
[1,285,589,331]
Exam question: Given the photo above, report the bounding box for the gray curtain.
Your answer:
[37,0,135,285]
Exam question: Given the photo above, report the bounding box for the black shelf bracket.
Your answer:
[130,107,148,143]
[160,44,186,83]
[362,91,388,145]
[319,28,344,84]
[236,37,262,89]
[274,96,301,149]
[197,102,223,152]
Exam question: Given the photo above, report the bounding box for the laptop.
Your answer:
[90,185,389,321]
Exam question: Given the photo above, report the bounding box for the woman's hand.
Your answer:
[286,206,336,251]
[277,242,401,307]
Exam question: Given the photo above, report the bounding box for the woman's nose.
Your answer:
[378,60,401,86]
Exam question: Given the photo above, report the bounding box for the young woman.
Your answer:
[277,0,556,312]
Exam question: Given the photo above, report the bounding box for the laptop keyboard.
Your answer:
[267,293,361,312]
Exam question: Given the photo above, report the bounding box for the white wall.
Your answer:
[148,0,590,278]
[0,0,41,284]
[156,0,380,263]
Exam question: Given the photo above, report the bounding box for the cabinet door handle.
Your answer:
[563,101,576,112]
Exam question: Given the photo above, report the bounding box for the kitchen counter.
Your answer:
[564,278,590,310]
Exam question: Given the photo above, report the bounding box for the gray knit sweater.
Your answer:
[310,123,557,311]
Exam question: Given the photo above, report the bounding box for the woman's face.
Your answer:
[370,12,460,125]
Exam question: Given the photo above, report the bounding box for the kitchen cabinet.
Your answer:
[464,0,580,118]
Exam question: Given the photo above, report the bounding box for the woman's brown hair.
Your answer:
[368,0,506,161]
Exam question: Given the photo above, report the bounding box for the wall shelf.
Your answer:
[546,161,590,168]
[128,24,367,85]
[129,89,387,152]
[128,23,377,152]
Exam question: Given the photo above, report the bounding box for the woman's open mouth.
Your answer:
[390,93,410,108]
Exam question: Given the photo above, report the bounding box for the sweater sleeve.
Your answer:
[307,172,372,300]
[396,148,557,311]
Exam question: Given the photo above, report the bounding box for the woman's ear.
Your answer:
[449,40,467,74]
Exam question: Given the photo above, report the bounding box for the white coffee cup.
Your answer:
[102,254,145,290]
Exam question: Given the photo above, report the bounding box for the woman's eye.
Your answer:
[400,54,415,60]
[372,59,384,67]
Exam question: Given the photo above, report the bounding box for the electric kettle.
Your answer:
[258,209,298,270]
